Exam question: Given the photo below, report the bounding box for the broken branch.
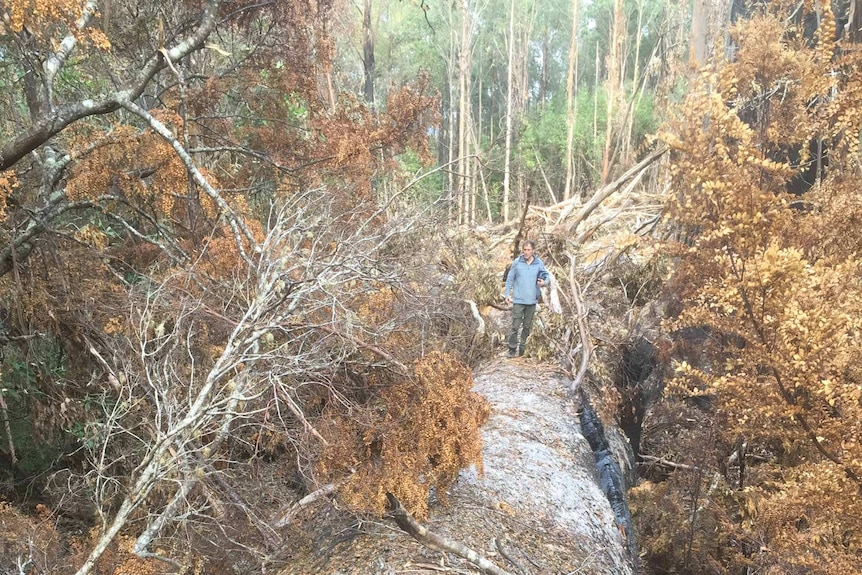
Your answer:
[386,493,514,575]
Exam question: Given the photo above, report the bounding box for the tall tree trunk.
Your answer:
[623,0,645,164]
[503,0,516,223]
[601,0,625,185]
[457,0,473,225]
[564,0,580,201]
[363,0,375,108]
[540,30,549,110]
[848,0,862,42]
[448,27,457,223]
[690,0,707,68]
[517,4,537,208]
[593,46,600,142]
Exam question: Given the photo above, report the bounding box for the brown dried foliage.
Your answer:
[649,2,862,573]
[0,0,453,569]
[316,352,489,520]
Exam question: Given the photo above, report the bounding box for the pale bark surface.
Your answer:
[279,352,636,575]
[564,0,580,201]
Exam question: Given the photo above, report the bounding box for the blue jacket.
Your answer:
[504,255,548,305]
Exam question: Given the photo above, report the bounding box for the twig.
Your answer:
[639,454,698,471]
[494,538,526,575]
[273,376,329,445]
[318,324,409,374]
[272,482,340,528]
[386,493,514,575]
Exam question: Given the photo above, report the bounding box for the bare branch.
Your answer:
[43,1,98,91]
[530,146,666,231]
[387,493,514,575]
[568,255,593,395]
[117,98,259,263]
[271,482,340,529]
[0,0,222,171]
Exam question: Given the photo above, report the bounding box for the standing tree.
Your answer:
[648,2,862,572]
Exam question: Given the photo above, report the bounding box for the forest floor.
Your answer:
[279,353,634,575]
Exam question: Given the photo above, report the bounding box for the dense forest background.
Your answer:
[1,0,861,573]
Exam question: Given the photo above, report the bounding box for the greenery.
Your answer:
[1,0,859,573]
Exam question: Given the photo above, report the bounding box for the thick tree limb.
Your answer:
[271,482,340,528]
[117,98,259,263]
[531,146,666,232]
[43,2,98,94]
[0,0,221,171]
[386,493,514,575]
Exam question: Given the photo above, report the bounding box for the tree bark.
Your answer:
[457,0,472,225]
[601,0,625,185]
[847,0,862,42]
[387,493,514,575]
[363,0,375,108]
[564,0,580,200]
[503,0,516,223]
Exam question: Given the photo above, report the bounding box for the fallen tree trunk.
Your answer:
[532,146,667,234]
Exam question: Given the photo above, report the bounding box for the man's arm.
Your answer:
[504,260,516,300]
[537,259,549,284]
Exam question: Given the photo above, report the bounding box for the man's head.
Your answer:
[522,240,536,261]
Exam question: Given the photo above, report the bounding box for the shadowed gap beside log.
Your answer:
[577,390,639,571]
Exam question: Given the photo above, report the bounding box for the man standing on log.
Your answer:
[504,240,548,358]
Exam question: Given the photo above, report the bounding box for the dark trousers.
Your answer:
[508,303,536,355]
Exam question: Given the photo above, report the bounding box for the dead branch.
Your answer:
[494,538,526,575]
[386,493,514,575]
[117,98,258,265]
[272,376,329,445]
[466,299,486,335]
[318,324,409,374]
[271,482,340,528]
[568,256,593,395]
[533,146,667,233]
[639,455,698,471]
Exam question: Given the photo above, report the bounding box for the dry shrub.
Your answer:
[0,502,61,573]
[316,352,489,519]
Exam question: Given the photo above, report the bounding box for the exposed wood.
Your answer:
[690,0,708,67]
[466,299,486,334]
[386,493,514,575]
[272,483,339,528]
[568,256,592,395]
[564,0,580,201]
[531,145,666,234]
[503,0,516,223]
